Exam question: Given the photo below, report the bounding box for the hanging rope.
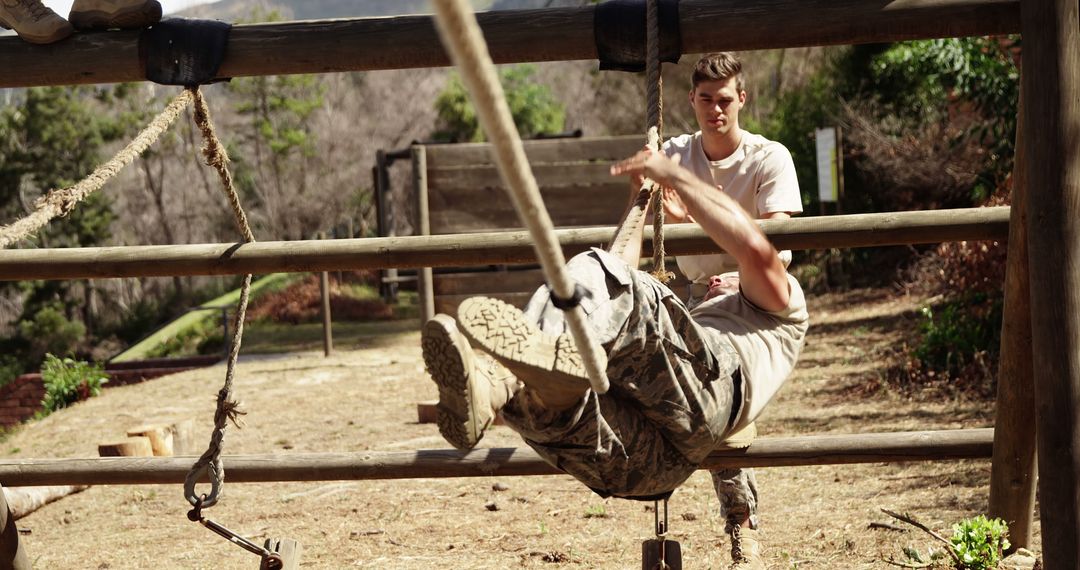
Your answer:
[430,0,610,397]
[645,0,673,283]
[183,87,256,510]
[0,89,194,248]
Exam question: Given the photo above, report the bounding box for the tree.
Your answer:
[433,64,566,142]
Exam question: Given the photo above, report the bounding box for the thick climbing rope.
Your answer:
[430,0,610,397]
[183,87,256,510]
[0,89,195,248]
[645,0,674,283]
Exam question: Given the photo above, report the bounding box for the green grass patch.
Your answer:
[240,320,418,354]
[111,273,304,362]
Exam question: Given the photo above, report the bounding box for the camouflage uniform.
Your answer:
[500,248,743,500]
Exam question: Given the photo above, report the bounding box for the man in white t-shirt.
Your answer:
[649,52,803,566]
[662,52,803,294]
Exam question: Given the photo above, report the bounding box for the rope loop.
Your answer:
[184,458,223,508]
[181,88,256,511]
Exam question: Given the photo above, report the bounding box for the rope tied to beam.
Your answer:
[0,89,194,248]
[646,0,673,284]
[183,87,255,510]
[430,1,611,430]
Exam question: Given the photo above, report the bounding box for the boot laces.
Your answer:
[730,525,745,562]
[19,0,52,21]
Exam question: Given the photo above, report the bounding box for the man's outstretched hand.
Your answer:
[611,149,693,222]
[610,148,683,187]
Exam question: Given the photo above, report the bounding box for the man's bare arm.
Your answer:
[611,149,790,312]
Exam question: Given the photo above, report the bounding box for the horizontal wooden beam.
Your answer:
[0,0,1020,88]
[0,429,992,486]
[0,207,1009,281]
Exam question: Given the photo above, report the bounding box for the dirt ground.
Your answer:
[5,288,1040,569]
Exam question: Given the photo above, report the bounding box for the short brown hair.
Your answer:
[691,52,744,92]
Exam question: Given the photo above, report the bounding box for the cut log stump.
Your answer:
[262,538,301,570]
[169,419,195,456]
[126,425,173,456]
[98,437,153,457]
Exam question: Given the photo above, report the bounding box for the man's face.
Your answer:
[689,77,745,137]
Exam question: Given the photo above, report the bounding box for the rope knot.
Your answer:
[214,388,247,428]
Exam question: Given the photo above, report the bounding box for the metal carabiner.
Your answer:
[188,496,284,569]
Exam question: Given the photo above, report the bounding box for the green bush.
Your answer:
[914,293,1002,379]
[39,354,109,415]
[950,515,1010,570]
[0,356,25,390]
[17,304,86,363]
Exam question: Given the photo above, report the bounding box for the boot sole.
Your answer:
[717,422,756,450]
[422,315,489,451]
[0,17,73,44]
[69,0,162,30]
[457,297,589,395]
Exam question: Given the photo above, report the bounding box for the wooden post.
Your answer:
[988,92,1036,549]
[1020,0,1080,566]
[318,232,333,357]
[412,145,435,324]
[374,151,399,303]
[0,485,30,570]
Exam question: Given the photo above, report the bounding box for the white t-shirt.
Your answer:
[692,273,809,433]
[662,131,803,283]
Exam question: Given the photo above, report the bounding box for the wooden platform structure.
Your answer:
[408,135,695,320]
[1,0,1076,567]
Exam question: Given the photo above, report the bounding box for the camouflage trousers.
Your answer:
[682,298,760,532]
[500,249,748,512]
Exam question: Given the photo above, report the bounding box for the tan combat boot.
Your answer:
[69,0,161,30]
[456,296,590,409]
[422,314,520,451]
[0,0,73,44]
[730,526,766,569]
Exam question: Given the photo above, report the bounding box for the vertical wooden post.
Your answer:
[988,92,1036,549]
[374,151,399,303]
[318,232,333,357]
[1020,0,1080,566]
[412,145,435,324]
[834,126,844,215]
[0,485,31,570]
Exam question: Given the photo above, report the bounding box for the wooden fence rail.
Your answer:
[0,0,1020,88]
[0,429,992,487]
[0,207,1008,281]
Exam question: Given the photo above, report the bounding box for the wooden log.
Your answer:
[97,437,153,457]
[0,485,30,570]
[988,91,1037,549]
[126,425,174,457]
[0,207,1010,282]
[3,485,89,520]
[318,232,334,358]
[0,0,1019,89]
[1020,0,1080,565]
[168,419,195,456]
[0,429,992,487]
[413,146,435,325]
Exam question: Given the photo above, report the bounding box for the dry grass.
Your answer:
[4,288,1039,569]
